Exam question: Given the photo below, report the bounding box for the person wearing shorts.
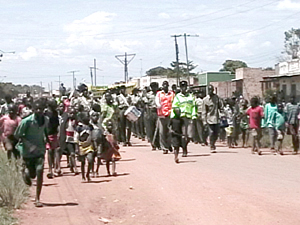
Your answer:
[14,99,49,207]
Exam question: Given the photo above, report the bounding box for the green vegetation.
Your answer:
[145,60,198,78]
[284,28,300,59]
[219,59,248,74]
[0,82,43,99]
[0,150,29,225]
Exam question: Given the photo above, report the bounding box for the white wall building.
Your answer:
[130,75,197,88]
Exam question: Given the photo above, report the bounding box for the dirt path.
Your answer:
[17,138,300,225]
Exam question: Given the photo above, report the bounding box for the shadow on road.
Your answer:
[42,183,58,187]
[85,179,112,184]
[42,202,79,207]
[187,154,211,157]
[179,160,197,163]
[120,158,136,162]
[215,151,238,154]
[130,144,149,147]
[97,172,130,178]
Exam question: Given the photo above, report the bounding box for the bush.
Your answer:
[0,207,17,225]
[0,150,29,209]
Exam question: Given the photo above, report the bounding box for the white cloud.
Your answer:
[277,0,300,10]
[64,11,141,53]
[19,46,38,60]
[64,11,116,36]
[158,13,170,19]
[260,41,272,48]
[19,46,74,61]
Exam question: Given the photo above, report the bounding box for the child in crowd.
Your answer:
[90,110,103,177]
[99,120,121,176]
[271,103,287,155]
[247,96,264,155]
[239,100,250,148]
[0,104,21,160]
[65,107,79,175]
[169,108,184,163]
[76,116,94,182]
[224,102,234,148]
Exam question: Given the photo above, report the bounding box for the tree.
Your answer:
[146,66,169,77]
[220,60,248,74]
[283,28,300,59]
[145,61,198,78]
[168,60,198,78]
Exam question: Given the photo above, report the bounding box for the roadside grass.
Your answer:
[0,150,29,225]
[0,207,17,225]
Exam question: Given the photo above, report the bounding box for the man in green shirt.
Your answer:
[15,99,49,207]
[171,81,197,157]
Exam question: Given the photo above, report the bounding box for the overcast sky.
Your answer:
[0,0,300,89]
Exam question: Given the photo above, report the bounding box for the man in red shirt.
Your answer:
[156,81,175,154]
[247,96,264,154]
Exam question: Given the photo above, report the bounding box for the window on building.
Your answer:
[282,84,286,97]
[291,84,296,97]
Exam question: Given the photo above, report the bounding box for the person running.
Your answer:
[202,85,223,153]
[90,110,103,177]
[62,107,79,175]
[57,102,68,176]
[0,104,21,160]
[99,120,121,176]
[247,96,264,155]
[169,108,184,163]
[45,99,60,179]
[14,99,49,207]
[76,116,94,182]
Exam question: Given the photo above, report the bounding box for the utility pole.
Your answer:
[40,81,43,97]
[90,59,101,86]
[94,59,96,86]
[183,33,199,86]
[115,52,136,83]
[89,67,93,86]
[171,35,181,86]
[68,70,80,90]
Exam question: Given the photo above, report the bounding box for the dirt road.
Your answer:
[17,138,300,225]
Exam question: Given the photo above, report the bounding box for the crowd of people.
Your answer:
[0,80,299,207]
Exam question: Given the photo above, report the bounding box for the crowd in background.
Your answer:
[0,81,299,206]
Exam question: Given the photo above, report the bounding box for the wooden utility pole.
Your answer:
[115,52,136,83]
[171,35,181,86]
[183,33,199,86]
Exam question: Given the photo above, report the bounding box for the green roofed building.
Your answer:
[197,72,235,94]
